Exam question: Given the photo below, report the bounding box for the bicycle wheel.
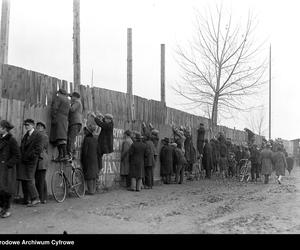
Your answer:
[72,168,85,198]
[51,171,67,203]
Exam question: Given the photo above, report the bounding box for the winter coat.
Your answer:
[184,135,196,164]
[197,127,205,155]
[219,142,228,158]
[260,148,273,175]
[120,137,133,176]
[173,147,187,173]
[50,93,70,143]
[68,99,83,126]
[250,147,260,165]
[37,131,49,170]
[272,151,287,176]
[160,145,174,176]
[94,117,114,154]
[145,140,156,167]
[0,133,20,194]
[81,132,98,180]
[286,157,294,173]
[129,140,149,179]
[17,130,43,181]
[202,142,213,171]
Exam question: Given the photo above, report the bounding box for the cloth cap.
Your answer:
[163,137,169,143]
[58,88,67,95]
[23,119,35,125]
[124,130,131,136]
[71,92,81,98]
[0,120,14,130]
[36,121,46,129]
[135,132,142,139]
[86,124,96,134]
[151,129,159,135]
[104,113,113,120]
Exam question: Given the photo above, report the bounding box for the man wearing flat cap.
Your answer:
[90,112,114,171]
[50,88,70,161]
[17,119,43,207]
[66,91,83,160]
[160,137,173,184]
[35,121,49,204]
[120,130,133,188]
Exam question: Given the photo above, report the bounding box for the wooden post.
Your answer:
[73,0,80,91]
[269,44,271,140]
[127,28,134,123]
[0,0,10,65]
[161,44,165,105]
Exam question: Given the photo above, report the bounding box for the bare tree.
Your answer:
[173,5,267,134]
[246,108,267,137]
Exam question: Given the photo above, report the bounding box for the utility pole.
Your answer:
[160,44,166,105]
[73,0,80,91]
[269,44,271,140]
[0,0,10,64]
[127,28,134,125]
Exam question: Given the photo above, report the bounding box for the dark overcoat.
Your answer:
[202,142,213,171]
[160,145,174,176]
[17,130,43,181]
[94,117,114,154]
[37,131,49,170]
[260,148,273,175]
[0,133,20,194]
[81,132,98,180]
[272,151,287,176]
[129,140,149,179]
[197,127,205,155]
[120,137,133,176]
[184,135,196,164]
[145,140,156,167]
[50,93,70,143]
[69,99,83,126]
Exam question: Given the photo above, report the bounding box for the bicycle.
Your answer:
[51,160,85,203]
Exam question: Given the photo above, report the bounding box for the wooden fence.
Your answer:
[0,64,263,196]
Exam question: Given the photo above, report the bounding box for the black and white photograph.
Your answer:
[0,0,299,237]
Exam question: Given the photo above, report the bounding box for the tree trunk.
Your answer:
[211,94,219,136]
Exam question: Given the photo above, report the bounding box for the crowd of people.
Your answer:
[0,88,295,219]
[119,123,295,193]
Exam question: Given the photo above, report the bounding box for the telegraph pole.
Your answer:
[73,0,80,91]
[0,0,10,64]
[160,44,166,105]
[269,44,271,140]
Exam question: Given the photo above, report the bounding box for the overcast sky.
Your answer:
[3,0,300,140]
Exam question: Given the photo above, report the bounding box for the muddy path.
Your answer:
[1,167,299,234]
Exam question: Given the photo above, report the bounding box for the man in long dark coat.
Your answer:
[0,120,20,218]
[120,130,133,188]
[50,88,70,161]
[92,113,114,171]
[128,132,149,191]
[17,119,43,206]
[160,138,173,184]
[286,155,294,175]
[184,130,196,179]
[250,145,260,182]
[35,121,49,204]
[67,92,83,160]
[81,125,98,195]
[197,123,205,156]
[202,139,213,179]
[144,134,156,189]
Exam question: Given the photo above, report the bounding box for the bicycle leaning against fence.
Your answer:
[51,160,85,203]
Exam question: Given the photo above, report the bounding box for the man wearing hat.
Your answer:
[260,142,274,184]
[66,91,83,160]
[120,130,133,188]
[50,88,70,161]
[17,119,43,206]
[90,112,114,171]
[160,137,173,184]
[35,121,49,204]
[0,120,20,218]
[81,125,98,194]
[128,132,150,191]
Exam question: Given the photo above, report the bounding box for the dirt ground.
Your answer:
[1,166,300,234]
